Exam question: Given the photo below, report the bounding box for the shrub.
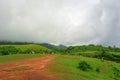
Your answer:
[24,49,32,53]
[96,68,100,73]
[1,50,9,55]
[94,50,112,60]
[112,67,120,80]
[78,61,92,71]
[0,46,20,55]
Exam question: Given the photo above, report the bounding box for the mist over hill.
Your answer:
[40,43,66,49]
[0,0,120,46]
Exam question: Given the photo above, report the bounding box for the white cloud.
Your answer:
[0,0,120,46]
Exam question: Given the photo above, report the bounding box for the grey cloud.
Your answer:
[0,0,120,46]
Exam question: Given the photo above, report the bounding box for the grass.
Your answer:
[2,66,30,72]
[48,55,120,80]
[13,44,51,52]
[14,66,30,70]
[0,54,48,65]
[110,52,120,55]
[0,44,52,55]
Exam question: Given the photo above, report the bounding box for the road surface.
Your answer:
[0,55,57,80]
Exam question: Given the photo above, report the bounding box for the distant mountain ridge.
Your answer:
[0,41,34,45]
[0,41,67,50]
[0,41,67,52]
[40,43,66,50]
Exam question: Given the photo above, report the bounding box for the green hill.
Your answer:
[40,43,66,53]
[49,55,120,80]
[63,45,120,53]
[0,44,52,55]
[62,45,120,63]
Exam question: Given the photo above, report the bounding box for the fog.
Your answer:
[0,0,120,46]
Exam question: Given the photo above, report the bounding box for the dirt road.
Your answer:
[0,55,57,80]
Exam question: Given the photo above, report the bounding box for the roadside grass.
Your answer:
[2,66,30,72]
[0,54,48,65]
[13,66,30,71]
[48,55,120,80]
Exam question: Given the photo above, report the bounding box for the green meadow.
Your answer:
[48,55,120,80]
[0,44,120,80]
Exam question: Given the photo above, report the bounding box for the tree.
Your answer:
[78,61,92,71]
[1,50,9,55]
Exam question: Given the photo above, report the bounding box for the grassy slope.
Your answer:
[0,54,48,65]
[64,45,120,56]
[0,44,52,53]
[14,44,51,51]
[48,55,120,80]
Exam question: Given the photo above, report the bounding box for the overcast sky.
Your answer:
[0,0,120,46]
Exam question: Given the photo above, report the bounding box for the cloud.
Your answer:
[0,0,120,46]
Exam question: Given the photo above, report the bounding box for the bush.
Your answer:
[112,67,120,80]
[1,50,9,55]
[24,49,32,53]
[78,61,92,71]
[0,46,20,55]
[96,68,100,73]
[94,50,112,60]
